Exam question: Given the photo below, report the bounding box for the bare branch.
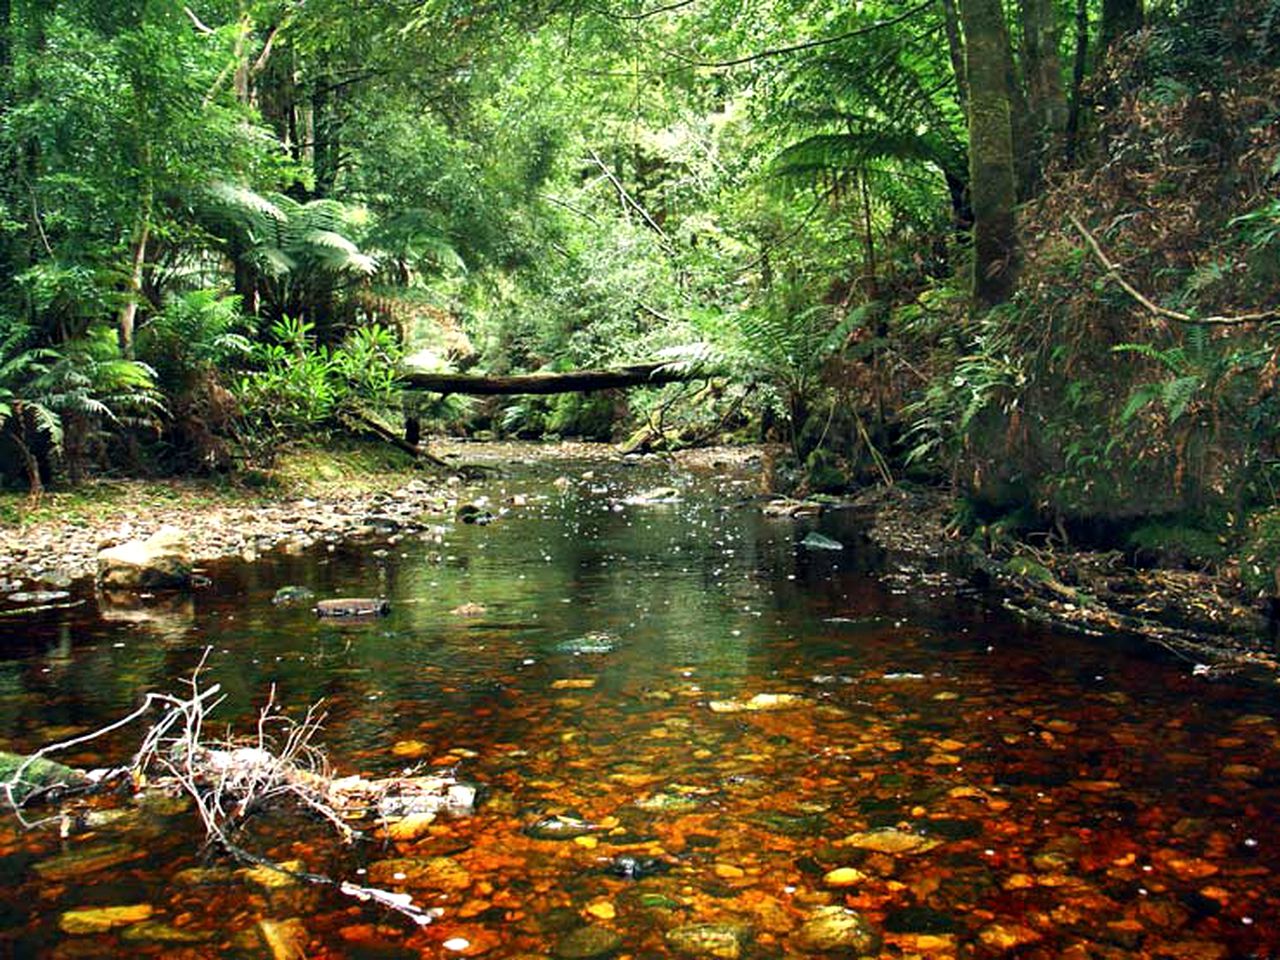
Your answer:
[659,2,934,70]
[1069,214,1280,326]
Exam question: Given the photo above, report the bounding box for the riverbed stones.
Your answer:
[96,526,191,590]
[258,917,310,960]
[977,922,1041,951]
[839,828,942,855]
[368,856,472,891]
[793,906,882,954]
[314,597,390,617]
[59,904,154,935]
[665,922,752,959]
[554,925,623,959]
[121,920,216,944]
[707,693,808,714]
[34,841,144,881]
[525,814,601,840]
[822,866,868,888]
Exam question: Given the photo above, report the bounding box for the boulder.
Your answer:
[96,526,192,590]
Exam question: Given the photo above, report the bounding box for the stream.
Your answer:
[1,449,1279,959]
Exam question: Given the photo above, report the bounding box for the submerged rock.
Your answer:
[96,526,191,590]
[368,856,471,891]
[554,925,623,959]
[793,906,882,954]
[258,917,310,960]
[314,597,390,618]
[6,590,70,605]
[121,920,216,944]
[708,693,808,714]
[840,828,942,855]
[665,923,753,959]
[800,532,844,551]
[556,632,620,655]
[34,841,143,881]
[272,585,315,606]
[623,486,681,505]
[59,904,154,935]
[525,814,601,840]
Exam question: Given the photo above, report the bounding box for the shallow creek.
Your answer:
[1,451,1279,959]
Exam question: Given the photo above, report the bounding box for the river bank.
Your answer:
[858,485,1279,677]
[2,439,1274,675]
[0,439,767,594]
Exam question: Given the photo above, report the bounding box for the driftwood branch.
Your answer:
[400,361,713,396]
[1069,213,1280,326]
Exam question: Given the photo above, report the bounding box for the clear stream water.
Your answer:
[1,450,1279,959]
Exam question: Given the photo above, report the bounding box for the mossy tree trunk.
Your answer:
[961,0,1020,307]
[1020,0,1068,162]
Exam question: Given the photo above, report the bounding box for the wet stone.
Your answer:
[553,925,623,960]
[840,828,942,855]
[978,923,1042,952]
[793,906,882,954]
[665,923,753,959]
[882,906,958,934]
[368,856,471,891]
[121,920,216,943]
[272,585,315,606]
[525,815,601,840]
[59,904,154,935]
[34,841,144,881]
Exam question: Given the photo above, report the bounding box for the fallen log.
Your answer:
[400,361,711,396]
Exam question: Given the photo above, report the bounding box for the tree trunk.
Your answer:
[118,209,151,357]
[0,0,14,296]
[1065,0,1089,163]
[400,362,712,396]
[1020,0,1068,158]
[960,0,1020,307]
[997,13,1036,199]
[1101,0,1142,51]
[10,425,43,497]
[939,0,968,110]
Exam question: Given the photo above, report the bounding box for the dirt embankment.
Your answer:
[856,485,1279,677]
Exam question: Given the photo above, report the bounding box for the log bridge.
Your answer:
[399,361,708,396]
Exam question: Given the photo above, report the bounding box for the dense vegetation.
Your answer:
[2,0,1279,591]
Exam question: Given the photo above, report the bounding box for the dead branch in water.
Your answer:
[2,650,476,927]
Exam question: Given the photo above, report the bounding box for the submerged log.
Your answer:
[0,750,90,805]
[400,361,710,396]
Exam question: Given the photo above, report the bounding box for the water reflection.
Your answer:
[0,457,1277,957]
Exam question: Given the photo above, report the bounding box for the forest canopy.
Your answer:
[2,0,1279,567]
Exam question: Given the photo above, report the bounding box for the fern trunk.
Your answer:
[961,0,1020,306]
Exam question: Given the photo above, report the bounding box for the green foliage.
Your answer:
[1241,508,1280,594]
[138,290,251,391]
[234,316,405,450]
[1127,520,1228,568]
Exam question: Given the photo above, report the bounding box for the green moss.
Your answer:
[1004,555,1054,582]
[1127,521,1227,568]
[1239,509,1280,595]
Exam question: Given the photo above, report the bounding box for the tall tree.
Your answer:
[960,0,1019,305]
[1020,0,1068,153]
